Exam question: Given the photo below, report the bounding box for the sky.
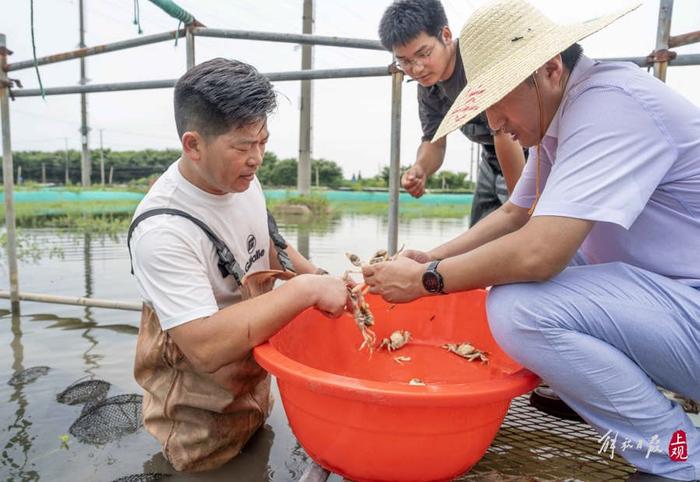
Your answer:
[2,0,700,179]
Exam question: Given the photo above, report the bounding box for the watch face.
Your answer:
[422,271,440,293]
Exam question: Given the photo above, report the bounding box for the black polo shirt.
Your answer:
[417,41,501,174]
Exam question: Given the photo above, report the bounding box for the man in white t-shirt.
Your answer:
[128,58,348,472]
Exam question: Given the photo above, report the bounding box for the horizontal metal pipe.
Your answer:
[669,30,700,48]
[603,53,700,67]
[0,290,142,311]
[267,66,389,81]
[7,30,186,72]
[193,27,384,51]
[7,27,384,72]
[13,79,177,97]
[10,52,700,98]
[12,66,391,97]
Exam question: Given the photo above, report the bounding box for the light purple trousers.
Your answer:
[487,261,700,481]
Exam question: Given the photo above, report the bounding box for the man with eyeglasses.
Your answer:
[378,0,526,226]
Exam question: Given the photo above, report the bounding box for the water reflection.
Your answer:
[28,313,138,336]
[3,312,40,481]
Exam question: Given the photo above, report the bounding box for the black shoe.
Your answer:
[626,471,697,481]
[529,385,585,423]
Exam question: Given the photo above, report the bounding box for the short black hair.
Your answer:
[174,58,276,139]
[561,43,584,72]
[378,0,448,51]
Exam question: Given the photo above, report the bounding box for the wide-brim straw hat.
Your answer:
[433,0,641,141]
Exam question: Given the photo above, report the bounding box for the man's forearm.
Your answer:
[429,201,529,260]
[169,275,318,374]
[415,139,446,176]
[439,215,594,292]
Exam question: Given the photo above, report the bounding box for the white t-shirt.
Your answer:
[130,160,271,330]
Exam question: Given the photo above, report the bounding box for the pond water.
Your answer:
[0,212,470,482]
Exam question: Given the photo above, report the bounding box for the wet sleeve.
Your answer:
[533,86,676,229]
[418,86,449,142]
[131,222,219,330]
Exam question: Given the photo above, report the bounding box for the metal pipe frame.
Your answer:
[387,70,403,255]
[185,27,195,70]
[6,28,382,73]
[654,0,674,81]
[11,66,391,97]
[669,30,700,48]
[0,291,141,311]
[192,27,383,51]
[11,51,700,98]
[0,34,19,313]
[6,30,187,72]
[604,53,700,67]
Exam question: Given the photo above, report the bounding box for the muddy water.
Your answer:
[0,213,468,482]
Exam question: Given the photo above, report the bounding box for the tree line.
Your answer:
[1,149,473,190]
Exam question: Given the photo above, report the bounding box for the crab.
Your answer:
[345,252,363,267]
[346,281,377,352]
[342,246,405,354]
[369,249,389,264]
[379,330,411,352]
[443,342,489,364]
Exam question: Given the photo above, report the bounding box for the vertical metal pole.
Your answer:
[387,70,403,255]
[186,27,195,70]
[0,34,20,313]
[297,0,314,195]
[79,0,91,186]
[99,129,105,185]
[654,0,674,82]
[64,138,70,184]
[41,162,46,183]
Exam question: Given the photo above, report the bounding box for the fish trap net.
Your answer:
[69,393,143,444]
[57,378,111,407]
[110,474,171,482]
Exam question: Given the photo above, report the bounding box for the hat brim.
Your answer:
[432,3,641,142]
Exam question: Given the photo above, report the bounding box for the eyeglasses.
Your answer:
[394,46,435,71]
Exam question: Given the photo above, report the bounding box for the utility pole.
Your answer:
[64,138,70,185]
[297,0,314,195]
[99,129,105,185]
[79,0,91,186]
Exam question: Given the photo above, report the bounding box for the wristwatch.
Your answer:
[421,260,445,294]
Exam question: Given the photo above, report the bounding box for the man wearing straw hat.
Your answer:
[364,1,700,479]
[378,0,527,227]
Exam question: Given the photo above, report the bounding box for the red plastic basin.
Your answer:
[254,289,539,482]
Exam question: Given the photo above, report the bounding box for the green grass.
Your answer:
[330,201,468,219]
[0,193,468,235]
[0,200,136,234]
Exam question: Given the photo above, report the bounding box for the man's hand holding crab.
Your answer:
[361,255,430,303]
